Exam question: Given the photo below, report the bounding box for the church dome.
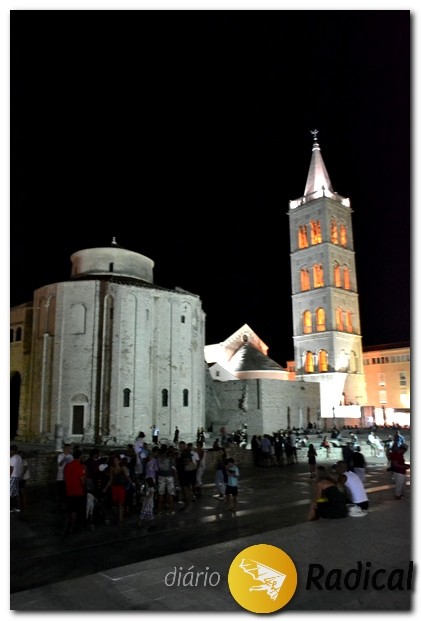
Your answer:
[70,239,154,284]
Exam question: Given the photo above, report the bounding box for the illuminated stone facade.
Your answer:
[10,242,206,444]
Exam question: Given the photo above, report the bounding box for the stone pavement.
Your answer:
[10,440,413,612]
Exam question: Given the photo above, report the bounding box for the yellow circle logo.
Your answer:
[228,543,298,613]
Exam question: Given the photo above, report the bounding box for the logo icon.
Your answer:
[228,543,298,613]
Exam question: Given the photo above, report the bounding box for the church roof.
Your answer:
[289,130,350,209]
[228,341,285,372]
[304,133,334,198]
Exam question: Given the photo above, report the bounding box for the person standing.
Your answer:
[173,426,180,445]
[389,444,410,499]
[56,444,73,511]
[10,445,23,513]
[225,457,239,515]
[138,477,155,527]
[151,425,159,445]
[103,454,135,525]
[63,448,86,534]
[307,443,317,478]
[194,440,206,497]
[156,445,176,515]
[18,451,30,512]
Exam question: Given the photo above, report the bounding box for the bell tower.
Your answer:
[288,131,367,418]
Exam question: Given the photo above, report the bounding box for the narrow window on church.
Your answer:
[305,351,314,373]
[10,328,14,343]
[345,310,353,332]
[109,262,114,273]
[300,268,310,291]
[72,405,84,435]
[162,389,168,407]
[336,307,344,331]
[298,225,309,249]
[313,263,324,287]
[349,351,357,373]
[310,220,322,244]
[183,389,189,407]
[316,308,326,331]
[181,315,186,323]
[343,266,351,290]
[319,350,328,372]
[123,388,131,407]
[331,219,338,244]
[340,224,347,247]
[334,263,341,287]
[303,310,312,334]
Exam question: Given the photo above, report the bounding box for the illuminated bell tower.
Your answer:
[288,131,367,418]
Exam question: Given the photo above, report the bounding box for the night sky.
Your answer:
[10,10,410,366]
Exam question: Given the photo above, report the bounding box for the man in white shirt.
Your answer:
[10,445,24,512]
[56,444,73,510]
[336,460,369,511]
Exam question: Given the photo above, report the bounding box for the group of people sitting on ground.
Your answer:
[308,460,370,521]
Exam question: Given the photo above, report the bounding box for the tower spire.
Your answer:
[304,129,334,199]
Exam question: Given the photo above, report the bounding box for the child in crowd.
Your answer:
[307,443,317,478]
[138,477,155,527]
[225,457,239,516]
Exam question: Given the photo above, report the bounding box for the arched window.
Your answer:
[343,266,351,290]
[305,351,314,373]
[334,262,341,287]
[345,310,353,332]
[10,328,14,343]
[316,308,326,332]
[338,350,349,372]
[349,351,358,373]
[331,219,338,244]
[313,263,324,287]
[123,388,131,407]
[319,350,328,372]
[303,310,312,334]
[336,307,344,331]
[340,224,347,247]
[181,316,186,324]
[183,389,189,407]
[298,225,309,249]
[310,219,322,244]
[162,389,168,407]
[15,327,22,342]
[300,268,310,291]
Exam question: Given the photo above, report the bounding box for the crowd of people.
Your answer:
[10,426,409,532]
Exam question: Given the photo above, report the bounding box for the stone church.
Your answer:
[10,135,370,444]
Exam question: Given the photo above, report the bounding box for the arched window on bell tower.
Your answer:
[318,349,328,372]
[340,224,347,247]
[313,263,324,287]
[336,307,344,331]
[345,310,353,333]
[305,351,314,373]
[349,350,358,373]
[310,219,322,244]
[331,218,339,244]
[303,310,312,334]
[300,268,311,291]
[316,308,326,331]
[334,262,341,287]
[298,225,309,249]
[343,266,351,290]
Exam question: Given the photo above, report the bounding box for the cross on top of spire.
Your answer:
[310,129,319,142]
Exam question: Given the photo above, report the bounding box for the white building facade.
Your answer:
[10,241,206,444]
